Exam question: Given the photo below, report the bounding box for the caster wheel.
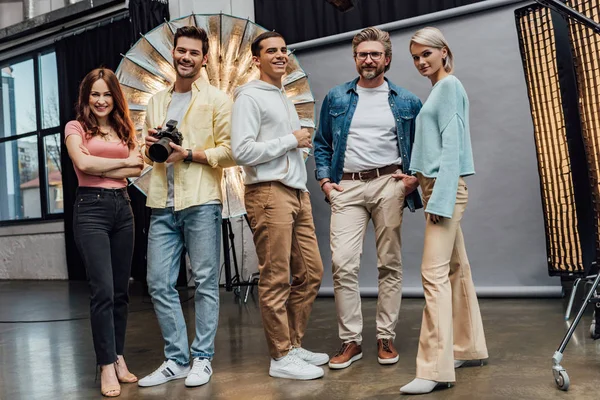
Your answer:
[554,370,570,391]
[233,287,241,297]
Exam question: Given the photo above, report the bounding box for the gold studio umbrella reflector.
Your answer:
[116,13,316,218]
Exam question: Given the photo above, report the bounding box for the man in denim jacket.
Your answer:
[313,27,422,370]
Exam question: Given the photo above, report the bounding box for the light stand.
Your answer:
[221,214,255,293]
[219,166,258,300]
[536,0,600,390]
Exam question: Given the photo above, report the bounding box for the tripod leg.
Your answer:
[222,218,232,291]
[244,214,253,233]
[565,278,581,321]
[228,218,242,284]
[553,271,600,391]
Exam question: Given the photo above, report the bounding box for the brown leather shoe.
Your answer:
[328,341,363,369]
[377,338,399,365]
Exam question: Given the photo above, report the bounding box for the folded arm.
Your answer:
[65,135,140,174]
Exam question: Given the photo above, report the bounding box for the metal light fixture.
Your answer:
[115,14,316,218]
[518,2,600,390]
[515,5,585,274]
[567,0,600,254]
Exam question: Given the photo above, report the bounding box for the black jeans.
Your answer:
[73,187,134,365]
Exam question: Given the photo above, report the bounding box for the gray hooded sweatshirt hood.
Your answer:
[231,79,307,191]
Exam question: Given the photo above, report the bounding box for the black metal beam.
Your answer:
[535,0,600,33]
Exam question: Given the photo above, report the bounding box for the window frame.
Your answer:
[0,46,63,226]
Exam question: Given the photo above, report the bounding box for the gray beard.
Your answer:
[360,67,383,80]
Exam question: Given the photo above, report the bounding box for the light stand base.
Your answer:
[220,215,258,302]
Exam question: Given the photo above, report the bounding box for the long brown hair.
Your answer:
[76,68,136,149]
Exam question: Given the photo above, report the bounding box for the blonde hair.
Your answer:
[410,27,454,73]
[352,27,392,72]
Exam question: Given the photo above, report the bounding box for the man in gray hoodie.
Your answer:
[231,31,327,380]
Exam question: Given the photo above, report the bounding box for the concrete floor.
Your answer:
[1,281,600,400]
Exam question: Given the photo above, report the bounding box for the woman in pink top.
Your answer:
[65,68,143,397]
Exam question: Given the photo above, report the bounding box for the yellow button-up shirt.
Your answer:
[142,77,235,210]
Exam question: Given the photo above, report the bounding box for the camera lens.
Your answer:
[148,137,173,163]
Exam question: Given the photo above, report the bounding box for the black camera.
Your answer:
[148,119,184,163]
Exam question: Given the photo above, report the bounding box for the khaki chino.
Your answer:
[329,171,405,344]
[245,182,324,359]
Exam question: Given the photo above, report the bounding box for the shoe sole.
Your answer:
[399,382,452,394]
[138,373,188,387]
[378,355,399,365]
[185,376,211,387]
[455,359,484,369]
[328,352,363,369]
[269,369,324,380]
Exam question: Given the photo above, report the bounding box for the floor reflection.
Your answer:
[1,281,600,399]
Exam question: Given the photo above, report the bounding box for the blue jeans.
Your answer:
[147,204,222,365]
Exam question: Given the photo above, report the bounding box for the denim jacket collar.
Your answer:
[345,77,397,95]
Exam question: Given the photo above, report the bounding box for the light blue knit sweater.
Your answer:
[410,75,475,219]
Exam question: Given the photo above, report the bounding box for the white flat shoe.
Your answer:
[400,378,451,394]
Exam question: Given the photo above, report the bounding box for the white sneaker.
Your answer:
[289,347,330,366]
[185,358,213,387]
[269,354,325,380]
[138,360,190,387]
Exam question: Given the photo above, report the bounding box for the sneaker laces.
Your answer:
[190,358,210,375]
[381,339,393,353]
[334,342,351,357]
[286,354,310,367]
[291,347,309,358]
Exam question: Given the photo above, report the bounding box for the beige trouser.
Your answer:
[415,174,488,382]
[329,172,405,344]
[244,182,324,359]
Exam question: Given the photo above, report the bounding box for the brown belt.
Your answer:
[341,164,401,181]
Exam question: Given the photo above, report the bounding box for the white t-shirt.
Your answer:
[165,91,192,208]
[343,81,402,172]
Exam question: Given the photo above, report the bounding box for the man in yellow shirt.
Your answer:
[138,26,234,389]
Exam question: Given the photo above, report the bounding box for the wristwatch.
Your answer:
[184,149,193,163]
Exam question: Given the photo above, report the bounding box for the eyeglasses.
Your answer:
[355,51,384,61]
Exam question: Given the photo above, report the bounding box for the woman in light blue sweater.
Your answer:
[400,27,488,395]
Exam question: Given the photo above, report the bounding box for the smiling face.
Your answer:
[88,78,113,120]
[253,36,288,84]
[410,42,447,78]
[172,36,207,80]
[354,40,389,81]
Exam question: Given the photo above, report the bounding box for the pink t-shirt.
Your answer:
[65,120,130,188]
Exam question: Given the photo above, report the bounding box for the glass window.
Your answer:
[0,49,61,224]
[0,136,41,221]
[44,133,63,214]
[40,52,60,129]
[1,59,37,137]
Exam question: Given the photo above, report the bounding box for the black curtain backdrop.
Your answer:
[56,17,152,282]
[129,0,170,37]
[254,0,487,44]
